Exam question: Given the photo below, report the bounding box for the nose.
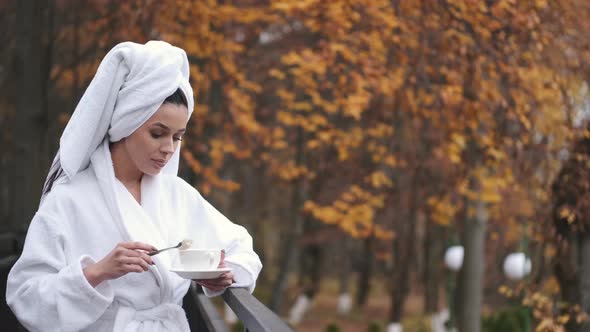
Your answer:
[161,137,175,155]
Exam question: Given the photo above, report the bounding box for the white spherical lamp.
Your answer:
[503,252,532,281]
[337,293,352,315]
[444,245,464,271]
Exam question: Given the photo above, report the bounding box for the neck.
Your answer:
[109,141,143,186]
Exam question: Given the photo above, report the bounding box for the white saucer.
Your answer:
[170,267,232,280]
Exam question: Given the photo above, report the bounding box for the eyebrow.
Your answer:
[152,122,186,133]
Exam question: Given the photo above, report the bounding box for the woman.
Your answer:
[6,41,262,331]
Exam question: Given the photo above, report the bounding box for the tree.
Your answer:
[7,0,51,231]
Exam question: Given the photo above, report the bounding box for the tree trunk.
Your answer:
[296,175,324,299]
[44,0,58,158]
[457,199,487,332]
[339,237,352,294]
[579,235,590,331]
[9,0,48,231]
[250,165,269,284]
[288,238,321,325]
[338,237,352,314]
[389,213,415,323]
[269,128,306,313]
[299,244,322,298]
[297,218,323,301]
[555,232,589,332]
[268,182,305,313]
[356,234,374,307]
[389,179,419,324]
[424,222,444,314]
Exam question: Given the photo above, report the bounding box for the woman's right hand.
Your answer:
[83,242,157,287]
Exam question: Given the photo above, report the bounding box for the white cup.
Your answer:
[178,249,221,271]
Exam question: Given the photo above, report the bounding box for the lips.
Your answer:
[153,159,167,168]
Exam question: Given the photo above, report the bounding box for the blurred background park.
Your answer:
[3,0,590,331]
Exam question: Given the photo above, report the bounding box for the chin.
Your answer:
[144,168,162,176]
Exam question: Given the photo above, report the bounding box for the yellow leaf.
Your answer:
[480,191,502,203]
[269,68,285,80]
[367,171,392,189]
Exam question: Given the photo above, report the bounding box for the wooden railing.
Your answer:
[0,232,292,332]
[185,284,293,332]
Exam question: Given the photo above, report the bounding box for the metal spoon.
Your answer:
[148,239,193,256]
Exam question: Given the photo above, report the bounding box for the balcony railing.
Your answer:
[186,284,293,332]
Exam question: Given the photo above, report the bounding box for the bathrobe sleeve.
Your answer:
[180,182,262,297]
[6,211,114,332]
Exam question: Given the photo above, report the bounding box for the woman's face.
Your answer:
[122,102,188,176]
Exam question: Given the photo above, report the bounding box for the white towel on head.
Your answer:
[45,40,193,192]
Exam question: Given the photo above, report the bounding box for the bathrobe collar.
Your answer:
[90,139,175,303]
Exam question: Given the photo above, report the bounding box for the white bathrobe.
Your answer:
[7,140,262,331]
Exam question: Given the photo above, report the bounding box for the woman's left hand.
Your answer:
[194,250,234,292]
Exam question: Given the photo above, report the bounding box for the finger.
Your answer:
[199,279,231,289]
[207,282,230,291]
[196,280,222,288]
[132,253,154,266]
[199,279,225,285]
[201,276,224,283]
[195,281,212,288]
[122,249,141,257]
[199,278,232,288]
[211,280,232,288]
[218,250,226,268]
[120,242,158,252]
[224,272,234,281]
[121,257,150,271]
[217,273,234,283]
[137,251,155,265]
[124,264,146,273]
[132,242,158,252]
[214,273,233,284]
[121,249,154,265]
